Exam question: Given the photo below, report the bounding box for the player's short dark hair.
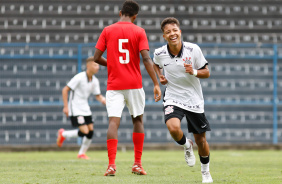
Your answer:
[121,0,139,17]
[161,17,180,32]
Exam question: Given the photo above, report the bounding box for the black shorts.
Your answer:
[164,105,211,134]
[70,116,93,127]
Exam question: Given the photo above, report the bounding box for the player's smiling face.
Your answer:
[163,23,181,46]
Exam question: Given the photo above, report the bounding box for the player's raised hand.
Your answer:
[159,75,168,85]
[184,63,194,75]
[63,106,69,117]
[154,85,162,102]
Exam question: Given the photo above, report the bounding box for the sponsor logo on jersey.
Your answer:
[172,100,200,109]
[155,50,166,56]
[201,124,207,128]
[164,62,173,66]
[184,45,193,52]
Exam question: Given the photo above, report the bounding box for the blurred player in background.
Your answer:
[153,17,213,183]
[56,56,106,159]
[93,0,161,176]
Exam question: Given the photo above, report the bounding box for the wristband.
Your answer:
[193,69,198,77]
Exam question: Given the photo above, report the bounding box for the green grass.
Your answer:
[0,150,281,184]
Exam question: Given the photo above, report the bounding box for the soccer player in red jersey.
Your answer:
[93,0,161,176]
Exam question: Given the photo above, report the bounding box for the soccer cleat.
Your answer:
[56,128,65,147]
[104,165,116,176]
[77,154,89,160]
[132,164,147,175]
[184,139,196,167]
[202,171,213,183]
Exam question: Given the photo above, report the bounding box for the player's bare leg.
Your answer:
[166,118,183,141]
[87,124,93,133]
[131,115,147,175]
[132,115,144,133]
[166,118,195,167]
[194,133,209,156]
[104,117,120,176]
[194,133,213,183]
[107,117,120,139]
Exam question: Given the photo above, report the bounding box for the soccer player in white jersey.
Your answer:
[56,56,106,159]
[153,17,213,183]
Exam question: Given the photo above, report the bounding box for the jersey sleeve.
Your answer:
[139,29,149,52]
[153,50,163,69]
[67,74,80,90]
[92,77,101,95]
[194,44,208,70]
[95,28,107,52]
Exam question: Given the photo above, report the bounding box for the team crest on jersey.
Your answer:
[77,116,85,124]
[183,57,192,64]
[165,106,174,115]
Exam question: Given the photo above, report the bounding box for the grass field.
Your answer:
[0,149,281,184]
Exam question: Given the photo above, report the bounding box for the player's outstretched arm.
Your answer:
[140,50,161,102]
[93,49,107,66]
[62,86,71,117]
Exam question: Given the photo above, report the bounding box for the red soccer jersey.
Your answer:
[95,22,149,90]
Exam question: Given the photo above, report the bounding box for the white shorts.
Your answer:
[106,88,145,118]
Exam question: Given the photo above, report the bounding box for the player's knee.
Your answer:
[78,130,87,137]
[132,116,143,124]
[169,129,179,136]
[168,124,180,135]
[86,130,93,139]
[195,137,207,146]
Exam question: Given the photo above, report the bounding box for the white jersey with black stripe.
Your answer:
[67,71,101,116]
[153,42,208,113]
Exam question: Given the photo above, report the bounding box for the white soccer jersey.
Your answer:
[153,42,208,113]
[67,71,101,116]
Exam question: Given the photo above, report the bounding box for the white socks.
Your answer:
[78,136,92,155]
[62,129,78,138]
[201,162,210,172]
[183,138,191,149]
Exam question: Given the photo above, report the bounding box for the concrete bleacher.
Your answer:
[0,44,281,145]
[0,0,281,145]
[2,32,282,44]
